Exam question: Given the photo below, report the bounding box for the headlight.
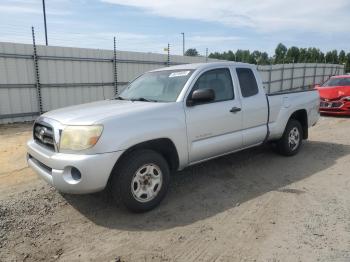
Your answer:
[341,96,350,101]
[60,125,103,151]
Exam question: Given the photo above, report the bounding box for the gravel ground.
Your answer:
[0,117,349,262]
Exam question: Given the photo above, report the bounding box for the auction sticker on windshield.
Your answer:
[169,71,191,77]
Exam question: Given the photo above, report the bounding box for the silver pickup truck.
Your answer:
[27,62,320,212]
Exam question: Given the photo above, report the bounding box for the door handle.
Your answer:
[230,107,241,113]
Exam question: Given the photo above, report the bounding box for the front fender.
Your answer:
[93,102,189,168]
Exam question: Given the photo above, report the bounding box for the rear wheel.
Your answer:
[111,149,170,212]
[277,119,303,156]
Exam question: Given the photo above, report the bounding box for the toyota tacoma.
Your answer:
[27,62,320,212]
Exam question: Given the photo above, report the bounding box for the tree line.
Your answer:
[185,43,350,71]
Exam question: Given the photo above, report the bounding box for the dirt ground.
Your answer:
[0,117,349,262]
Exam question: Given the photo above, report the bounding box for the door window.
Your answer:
[192,68,234,102]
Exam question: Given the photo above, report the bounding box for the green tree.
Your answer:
[222,51,229,60]
[339,50,346,64]
[324,50,339,64]
[242,50,251,63]
[208,52,222,59]
[274,43,287,63]
[325,51,333,63]
[208,43,346,67]
[227,50,235,61]
[184,48,199,56]
[304,48,318,62]
[260,52,270,65]
[332,50,339,64]
[299,48,307,62]
[286,46,300,63]
[319,52,325,63]
[311,48,322,62]
[235,49,244,62]
[250,50,261,64]
[346,53,350,72]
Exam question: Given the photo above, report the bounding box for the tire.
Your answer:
[276,119,303,156]
[110,149,170,212]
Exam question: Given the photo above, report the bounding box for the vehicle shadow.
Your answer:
[62,140,350,231]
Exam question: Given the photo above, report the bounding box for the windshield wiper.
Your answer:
[130,97,158,102]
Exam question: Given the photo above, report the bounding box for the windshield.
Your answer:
[322,77,350,87]
[119,69,194,102]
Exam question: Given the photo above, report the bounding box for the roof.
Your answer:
[150,61,253,72]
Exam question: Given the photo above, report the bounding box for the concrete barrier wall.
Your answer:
[0,42,345,124]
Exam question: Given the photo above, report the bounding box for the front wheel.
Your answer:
[111,149,170,212]
[276,119,303,156]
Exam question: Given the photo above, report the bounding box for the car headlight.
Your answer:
[59,125,103,151]
[341,96,350,101]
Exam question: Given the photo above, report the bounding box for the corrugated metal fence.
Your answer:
[0,42,345,124]
[258,63,344,93]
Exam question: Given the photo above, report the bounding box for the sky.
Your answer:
[1,0,350,56]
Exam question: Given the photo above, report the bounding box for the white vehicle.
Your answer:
[27,62,320,212]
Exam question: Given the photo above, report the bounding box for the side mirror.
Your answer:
[187,88,215,106]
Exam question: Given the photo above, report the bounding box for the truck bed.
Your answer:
[267,88,320,141]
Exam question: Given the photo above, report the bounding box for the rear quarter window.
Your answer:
[236,68,259,97]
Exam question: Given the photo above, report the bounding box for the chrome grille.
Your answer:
[33,122,55,151]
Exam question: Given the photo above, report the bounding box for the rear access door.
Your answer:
[233,67,268,147]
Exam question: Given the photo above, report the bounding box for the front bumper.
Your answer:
[320,110,350,116]
[27,139,123,194]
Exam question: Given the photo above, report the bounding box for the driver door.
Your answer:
[185,67,243,164]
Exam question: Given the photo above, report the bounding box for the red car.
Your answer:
[315,75,350,116]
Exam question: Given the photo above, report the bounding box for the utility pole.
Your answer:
[167,43,170,66]
[113,37,118,95]
[42,0,48,45]
[181,32,185,55]
[164,44,170,66]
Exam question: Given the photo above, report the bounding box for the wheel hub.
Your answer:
[131,164,162,203]
[288,127,300,151]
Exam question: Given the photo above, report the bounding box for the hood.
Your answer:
[42,99,165,125]
[316,86,350,100]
